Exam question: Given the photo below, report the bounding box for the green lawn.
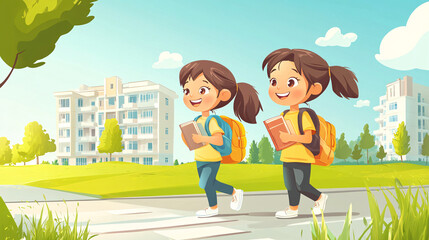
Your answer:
[0,162,428,198]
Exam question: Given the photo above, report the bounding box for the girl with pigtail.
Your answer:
[180,60,262,217]
[262,48,358,218]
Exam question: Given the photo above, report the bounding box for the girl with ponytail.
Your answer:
[180,60,262,217]
[262,48,358,219]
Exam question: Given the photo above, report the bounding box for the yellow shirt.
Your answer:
[194,116,224,162]
[280,111,316,163]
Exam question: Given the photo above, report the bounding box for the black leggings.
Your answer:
[283,162,321,206]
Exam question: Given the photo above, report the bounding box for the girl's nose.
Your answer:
[277,85,280,90]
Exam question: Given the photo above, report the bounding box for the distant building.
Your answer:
[373,76,428,161]
[54,77,178,166]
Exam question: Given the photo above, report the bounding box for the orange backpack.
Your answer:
[219,116,247,164]
[282,108,336,166]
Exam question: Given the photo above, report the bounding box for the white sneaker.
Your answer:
[196,207,218,218]
[275,208,298,219]
[230,189,244,211]
[312,194,328,215]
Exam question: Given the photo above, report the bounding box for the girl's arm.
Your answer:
[279,130,313,144]
[192,132,223,146]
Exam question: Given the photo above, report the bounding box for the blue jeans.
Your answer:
[283,162,321,206]
[196,161,234,207]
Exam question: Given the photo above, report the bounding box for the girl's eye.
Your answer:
[199,87,210,95]
[183,88,190,95]
[270,78,277,87]
[287,77,298,88]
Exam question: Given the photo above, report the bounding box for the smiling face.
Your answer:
[268,61,316,106]
[182,73,222,112]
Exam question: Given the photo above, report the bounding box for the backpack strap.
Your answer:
[297,108,321,156]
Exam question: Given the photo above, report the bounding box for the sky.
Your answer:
[0,0,428,164]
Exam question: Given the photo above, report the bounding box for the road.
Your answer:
[4,185,424,240]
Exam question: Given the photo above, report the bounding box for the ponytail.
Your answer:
[234,82,263,124]
[329,66,359,99]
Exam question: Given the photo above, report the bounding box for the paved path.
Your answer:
[4,186,427,239]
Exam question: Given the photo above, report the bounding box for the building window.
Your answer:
[389,115,398,122]
[91,114,95,122]
[77,158,87,166]
[92,158,97,164]
[61,158,69,166]
[60,99,70,108]
[66,146,70,152]
[119,96,124,108]
[165,113,168,120]
[128,141,138,150]
[423,106,426,117]
[141,126,153,134]
[165,128,168,134]
[165,157,168,163]
[109,97,116,106]
[165,98,169,105]
[419,145,423,154]
[78,113,83,122]
[128,127,138,135]
[389,143,393,149]
[128,110,137,119]
[165,142,168,150]
[142,110,153,119]
[389,102,397,110]
[424,120,426,130]
[132,157,139,164]
[418,93,422,103]
[99,113,103,125]
[110,83,114,89]
[78,129,83,137]
[419,132,422,142]
[143,157,153,165]
[148,142,153,151]
[91,143,95,151]
[91,101,95,106]
[419,119,422,129]
[78,144,83,152]
[119,157,123,162]
[140,93,154,102]
[419,105,422,116]
[78,98,83,107]
[383,121,386,127]
[129,95,137,103]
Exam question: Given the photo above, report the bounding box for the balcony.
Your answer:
[138,134,154,140]
[56,152,71,157]
[123,102,137,109]
[58,107,71,113]
[58,122,71,128]
[79,151,97,156]
[123,118,138,124]
[80,106,97,112]
[122,149,139,154]
[375,117,384,123]
[373,129,384,136]
[58,137,71,143]
[373,105,384,112]
[138,118,154,124]
[122,134,138,140]
[78,121,97,128]
[137,101,156,108]
[78,136,97,142]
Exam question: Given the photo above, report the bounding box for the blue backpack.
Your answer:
[194,115,232,156]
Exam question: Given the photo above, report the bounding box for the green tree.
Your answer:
[421,133,429,166]
[335,133,352,163]
[0,0,96,88]
[360,124,375,164]
[11,144,27,165]
[248,140,260,164]
[98,118,123,161]
[0,137,12,165]
[369,156,373,164]
[376,145,387,163]
[350,144,362,165]
[258,136,274,164]
[392,121,411,162]
[20,121,56,165]
[273,150,282,165]
[52,159,59,165]
[174,159,179,165]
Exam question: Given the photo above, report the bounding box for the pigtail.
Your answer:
[329,66,359,99]
[233,82,263,124]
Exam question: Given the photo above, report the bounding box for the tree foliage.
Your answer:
[273,150,282,165]
[258,136,274,164]
[20,121,56,164]
[422,133,429,165]
[248,140,260,164]
[392,121,411,162]
[350,144,362,164]
[98,118,123,161]
[360,124,375,164]
[11,144,28,165]
[0,137,12,165]
[0,0,96,88]
[376,145,387,163]
[174,159,179,166]
[335,133,352,161]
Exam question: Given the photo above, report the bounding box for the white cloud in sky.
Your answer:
[375,2,429,70]
[152,51,183,69]
[315,27,357,47]
[354,99,370,108]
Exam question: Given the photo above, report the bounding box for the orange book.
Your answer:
[180,121,207,151]
[264,116,296,151]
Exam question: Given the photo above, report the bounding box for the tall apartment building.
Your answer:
[54,77,178,166]
[373,76,428,161]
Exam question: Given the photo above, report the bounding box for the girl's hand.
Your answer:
[279,131,292,143]
[192,134,204,144]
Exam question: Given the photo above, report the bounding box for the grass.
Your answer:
[0,162,428,198]
[311,181,429,240]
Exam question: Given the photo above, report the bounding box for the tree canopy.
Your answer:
[392,121,410,162]
[98,118,123,161]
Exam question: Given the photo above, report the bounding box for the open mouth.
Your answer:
[276,92,290,100]
[190,99,202,107]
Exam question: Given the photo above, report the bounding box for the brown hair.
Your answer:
[262,48,358,102]
[179,60,263,124]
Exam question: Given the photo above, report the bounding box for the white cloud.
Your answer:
[375,2,429,70]
[354,99,370,108]
[152,51,184,69]
[315,27,357,47]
